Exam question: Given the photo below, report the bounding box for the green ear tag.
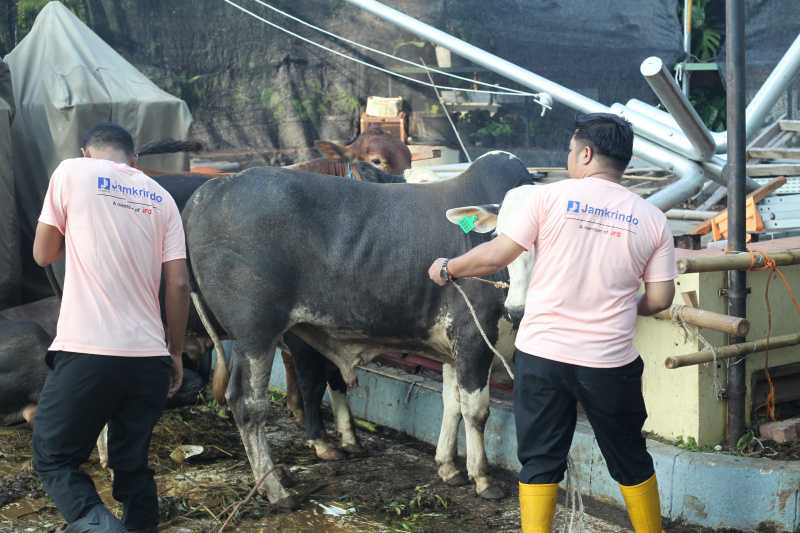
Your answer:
[459,215,478,234]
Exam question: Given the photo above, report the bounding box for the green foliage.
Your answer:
[690,0,722,61]
[690,87,726,131]
[17,0,87,38]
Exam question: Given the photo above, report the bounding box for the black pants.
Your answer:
[514,351,654,486]
[32,352,171,529]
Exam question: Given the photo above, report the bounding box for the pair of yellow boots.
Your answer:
[519,474,662,532]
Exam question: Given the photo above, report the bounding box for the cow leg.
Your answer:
[326,361,361,454]
[458,356,504,500]
[96,425,109,470]
[22,404,37,425]
[284,334,343,461]
[227,342,296,508]
[435,362,467,486]
[280,349,304,426]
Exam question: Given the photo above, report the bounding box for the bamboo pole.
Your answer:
[676,249,800,273]
[654,305,750,336]
[665,333,800,369]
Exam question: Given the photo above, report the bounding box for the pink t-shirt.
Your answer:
[499,177,677,368]
[38,157,186,357]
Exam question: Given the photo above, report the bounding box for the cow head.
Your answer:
[315,127,412,176]
[445,185,537,329]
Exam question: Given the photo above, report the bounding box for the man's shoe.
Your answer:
[126,528,158,533]
[63,504,127,533]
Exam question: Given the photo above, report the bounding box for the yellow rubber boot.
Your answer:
[519,482,558,533]
[619,474,663,533]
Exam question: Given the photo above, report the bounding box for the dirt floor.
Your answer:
[0,392,781,532]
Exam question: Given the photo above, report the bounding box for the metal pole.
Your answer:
[725,0,747,450]
[342,0,713,211]
[641,57,716,160]
[715,32,800,152]
[682,0,693,96]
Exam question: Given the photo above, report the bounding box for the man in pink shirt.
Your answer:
[428,114,676,533]
[32,123,190,533]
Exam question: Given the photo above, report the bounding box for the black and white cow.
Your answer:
[183,151,536,507]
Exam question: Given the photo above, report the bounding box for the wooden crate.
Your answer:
[360,111,408,144]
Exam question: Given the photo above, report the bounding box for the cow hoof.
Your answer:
[477,484,505,500]
[273,493,301,512]
[341,443,365,456]
[274,465,295,488]
[443,473,469,487]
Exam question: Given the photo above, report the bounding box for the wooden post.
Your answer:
[665,333,800,369]
[676,249,800,273]
[654,305,750,336]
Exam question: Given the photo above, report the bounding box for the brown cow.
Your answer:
[310,126,411,176]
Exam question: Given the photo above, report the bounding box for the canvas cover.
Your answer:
[0,60,16,309]
[4,1,192,302]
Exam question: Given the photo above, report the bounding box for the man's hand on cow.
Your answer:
[168,354,183,398]
[428,258,450,286]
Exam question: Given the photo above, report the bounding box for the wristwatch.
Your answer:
[440,258,454,283]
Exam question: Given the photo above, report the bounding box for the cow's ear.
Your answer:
[445,204,499,233]
[315,141,353,161]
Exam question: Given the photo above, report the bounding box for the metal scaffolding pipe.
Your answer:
[743,32,800,144]
[636,137,706,210]
[611,103,699,161]
[715,32,800,153]
[343,0,712,210]
[641,56,717,160]
[627,99,680,129]
[341,0,602,114]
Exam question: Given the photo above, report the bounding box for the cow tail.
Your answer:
[190,292,229,405]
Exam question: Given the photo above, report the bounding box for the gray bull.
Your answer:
[184,151,535,507]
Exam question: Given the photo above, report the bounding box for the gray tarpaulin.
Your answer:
[4,1,193,302]
[0,60,16,309]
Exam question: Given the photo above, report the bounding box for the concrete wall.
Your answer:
[636,264,800,446]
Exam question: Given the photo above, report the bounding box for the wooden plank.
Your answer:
[747,163,800,176]
[747,116,784,151]
[779,119,800,132]
[747,147,800,160]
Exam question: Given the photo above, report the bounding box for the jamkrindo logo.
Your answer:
[566,200,639,225]
[97,176,164,204]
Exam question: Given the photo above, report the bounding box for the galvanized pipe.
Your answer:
[611,103,699,161]
[636,137,706,210]
[715,32,800,153]
[627,99,680,129]
[682,0,693,96]
[641,56,717,160]
[725,0,747,451]
[343,0,713,211]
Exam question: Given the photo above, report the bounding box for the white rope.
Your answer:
[671,305,725,399]
[246,0,538,97]
[562,456,586,533]
[222,0,552,111]
[421,57,472,163]
[451,281,515,380]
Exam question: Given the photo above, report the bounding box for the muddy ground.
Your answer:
[0,392,777,532]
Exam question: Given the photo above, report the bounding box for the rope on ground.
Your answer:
[562,456,586,533]
[452,280,515,380]
[670,305,724,400]
[217,465,277,532]
[746,252,800,421]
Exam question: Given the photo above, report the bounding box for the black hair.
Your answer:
[572,113,633,172]
[81,123,135,156]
